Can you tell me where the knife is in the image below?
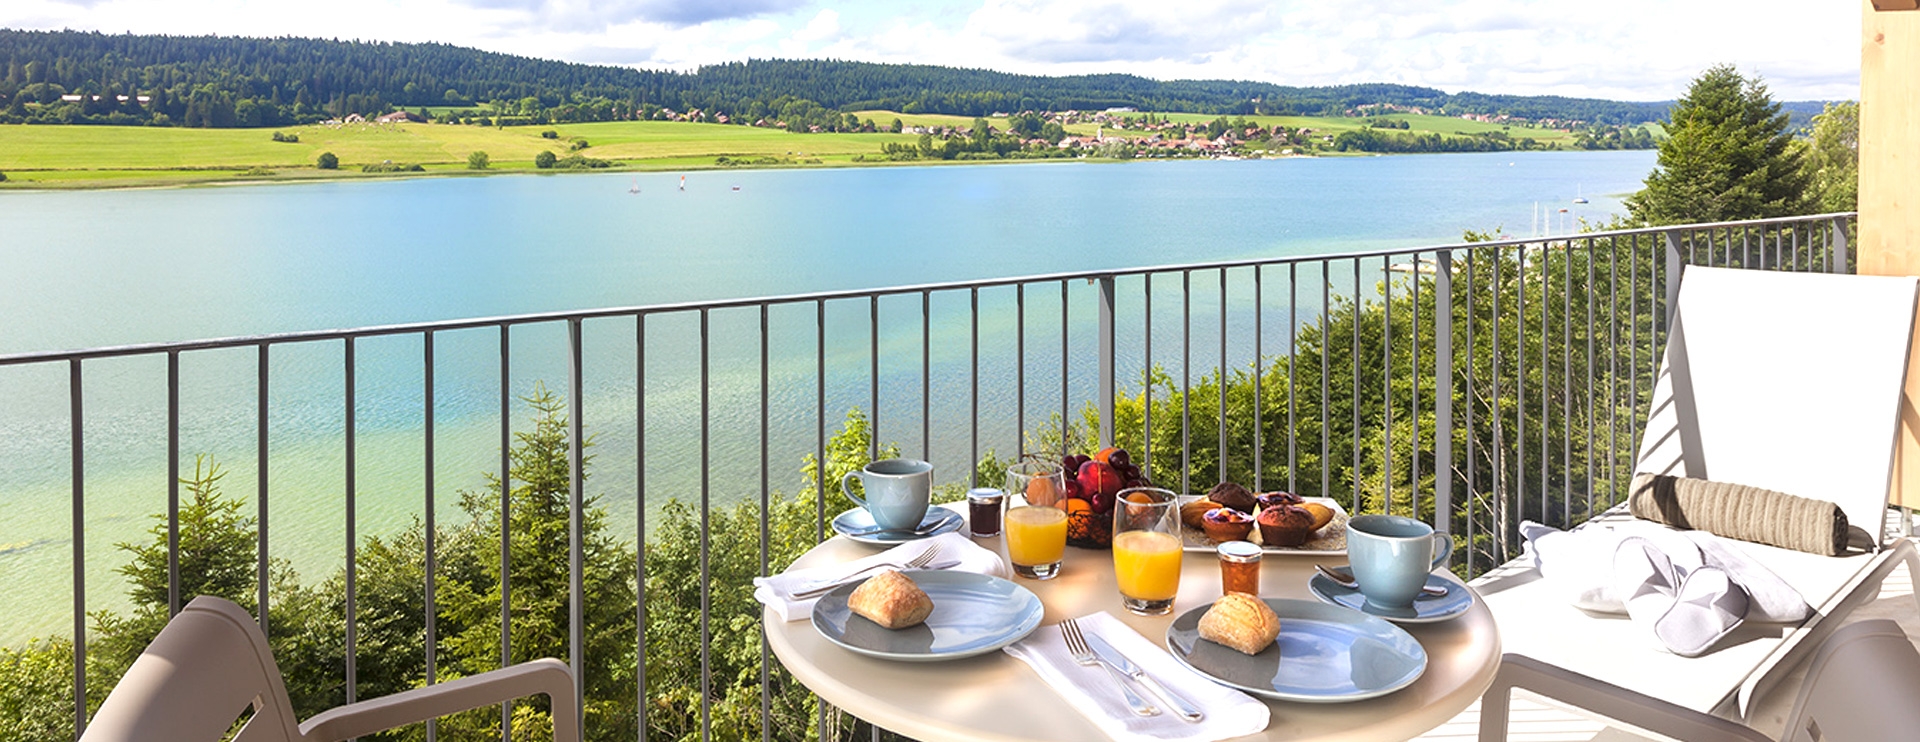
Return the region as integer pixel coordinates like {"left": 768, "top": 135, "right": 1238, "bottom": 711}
{"left": 1086, "top": 633, "right": 1205, "bottom": 722}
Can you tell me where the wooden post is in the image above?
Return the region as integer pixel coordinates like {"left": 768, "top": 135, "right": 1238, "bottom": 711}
{"left": 1860, "top": 0, "right": 1920, "bottom": 513}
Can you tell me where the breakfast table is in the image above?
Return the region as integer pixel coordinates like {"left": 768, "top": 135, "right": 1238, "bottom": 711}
{"left": 762, "top": 505, "right": 1502, "bottom": 742}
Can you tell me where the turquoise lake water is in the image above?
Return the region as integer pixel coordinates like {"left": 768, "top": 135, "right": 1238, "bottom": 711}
{"left": 0, "top": 151, "right": 1656, "bottom": 639}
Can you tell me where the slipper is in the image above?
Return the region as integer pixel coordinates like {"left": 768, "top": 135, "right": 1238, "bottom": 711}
{"left": 1655, "top": 566, "right": 1749, "bottom": 657}
{"left": 1615, "top": 536, "right": 1683, "bottom": 633}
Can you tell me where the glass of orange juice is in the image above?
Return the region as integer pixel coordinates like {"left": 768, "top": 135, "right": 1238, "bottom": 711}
{"left": 1006, "top": 502, "right": 1068, "bottom": 579}
{"left": 1112, "top": 487, "right": 1182, "bottom": 614}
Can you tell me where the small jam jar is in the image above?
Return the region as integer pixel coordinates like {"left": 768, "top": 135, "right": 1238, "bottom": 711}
{"left": 967, "top": 488, "right": 1006, "bottom": 537}
{"left": 1217, "top": 541, "right": 1263, "bottom": 597}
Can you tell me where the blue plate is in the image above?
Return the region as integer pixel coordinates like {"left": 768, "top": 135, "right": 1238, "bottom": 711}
{"left": 1307, "top": 572, "right": 1473, "bottom": 624}
{"left": 831, "top": 506, "right": 963, "bottom": 545}
{"left": 811, "top": 570, "right": 1043, "bottom": 662}
{"left": 1166, "top": 598, "right": 1426, "bottom": 703}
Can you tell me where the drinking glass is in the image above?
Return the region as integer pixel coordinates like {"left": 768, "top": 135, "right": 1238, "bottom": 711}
{"left": 1111, "top": 487, "right": 1182, "bottom": 615}
{"left": 1004, "top": 458, "right": 1066, "bottom": 508}
{"left": 1005, "top": 458, "right": 1070, "bottom": 579}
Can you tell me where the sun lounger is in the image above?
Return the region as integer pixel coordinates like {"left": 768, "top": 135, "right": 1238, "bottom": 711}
{"left": 1473, "top": 266, "right": 1920, "bottom": 734}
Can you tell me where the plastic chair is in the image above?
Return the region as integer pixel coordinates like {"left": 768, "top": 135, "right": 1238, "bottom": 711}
{"left": 79, "top": 595, "right": 578, "bottom": 742}
{"left": 1479, "top": 618, "right": 1920, "bottom": 741}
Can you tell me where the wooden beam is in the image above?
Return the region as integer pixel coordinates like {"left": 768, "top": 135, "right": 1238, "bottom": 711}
{"left": 1861, "top": 0, "right": 1920, "bottom": 511}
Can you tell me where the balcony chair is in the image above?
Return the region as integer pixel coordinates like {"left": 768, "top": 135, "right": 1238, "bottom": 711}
{"left": 1480, "top": 618, "right": 1920, "bottom": 741}
{"left": 1473, "top": 266, "right": 1920, "bottom": 737}
{"left": 79, "top": 595, "right": 579, "bottom": 742}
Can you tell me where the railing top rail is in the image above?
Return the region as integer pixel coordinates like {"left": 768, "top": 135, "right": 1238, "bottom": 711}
{"left": 0, "top": 213, "right": 1854, "bottom": 367}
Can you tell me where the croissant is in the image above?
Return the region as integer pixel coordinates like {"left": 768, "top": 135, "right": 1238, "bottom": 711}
{"left": 847, "top": 569, "right": 934, "bottom": 629}
{"left": 1197, "top": 592, "right": 1281, "bottom": 655}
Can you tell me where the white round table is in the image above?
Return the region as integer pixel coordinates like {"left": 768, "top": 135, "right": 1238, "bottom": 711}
{"left": 764, "top": 510, "right": 1501, "bottom": 741}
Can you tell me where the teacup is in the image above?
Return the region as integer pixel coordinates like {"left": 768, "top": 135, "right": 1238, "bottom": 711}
{"left": 1346, "top": 514, "right": 1453, "bottom": 608}
{"left": 841, "top": 458, "right": 934, "bottom": 531}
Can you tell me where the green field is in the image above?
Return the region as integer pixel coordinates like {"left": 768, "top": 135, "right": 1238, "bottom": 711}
{"left": 0, "top": 111, "right": 1629, "bottom": 189}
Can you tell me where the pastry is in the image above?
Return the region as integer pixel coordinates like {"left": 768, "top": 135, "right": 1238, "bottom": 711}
{"left": 1255, "top": 491, "right": 1303, "bottom": 510}
{"left": 1301, "top": 502, "right": 1335, "bottom": 533}
{"left": 1180, "top": 498, "right": 1218, "bottom": 529}
{"left": 1197, "top": 592, "right": 1281, "bottom": 655}
{"left": 1257, "top": 503, "right": 1315, "bottom": 547}
{"left": 1206, "top": 481, "right": 1257, "bottom": 513}
{"left": 846, "top": 569, "right": 934, "bottom": 629}
{"left": 1200, "top": 507, "right": 1255, "bottom": 542}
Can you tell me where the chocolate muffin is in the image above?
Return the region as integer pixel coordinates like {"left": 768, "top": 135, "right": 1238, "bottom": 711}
{"left": 1255, "top": 491, "right": 1304, "bottom": 510}
{"left": 1257, "top": 503, "right": 1315, "bottom": 547}
{"left": 1206, "top": 481, "right": 1257, "bottom": 514}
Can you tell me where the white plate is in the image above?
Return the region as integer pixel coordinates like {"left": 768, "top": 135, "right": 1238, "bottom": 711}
{"left": 1179, "top": 495, "right": 1350, "bottom": 556}
{"left": 830, "top": 506, "right": 964, "bottom": 545}
{"left": 810, "top": 570, "right": 1043, "bottom": 662}
{"left": 1307, "top": 571, "right": 1474, "bottom": 624}
{"left": 1165, "top": 598, "right": 1426, "bottom": 702}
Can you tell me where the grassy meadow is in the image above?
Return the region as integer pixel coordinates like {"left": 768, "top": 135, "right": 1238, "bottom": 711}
{"left": 0, "top": 110, "right": 1622, "bottom": 189}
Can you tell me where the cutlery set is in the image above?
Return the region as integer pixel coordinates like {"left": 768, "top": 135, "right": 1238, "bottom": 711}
{"left": 1061, "top": 617, "right": 1205, "bottom": 722}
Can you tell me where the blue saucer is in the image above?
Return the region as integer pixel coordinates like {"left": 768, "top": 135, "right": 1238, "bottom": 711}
{"left": 1307, "top": 571, "right": 1473, "bottom": 624}
{"left": 830, "top": 506, "right": 963, "bottom": 545}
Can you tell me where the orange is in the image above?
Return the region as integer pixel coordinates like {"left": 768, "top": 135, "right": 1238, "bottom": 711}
{"left": 1093, "top": 447, "right": 1120, "bottom": 463}
{"left": 1063, "top": 498, "right": 1092, "bottom": 515}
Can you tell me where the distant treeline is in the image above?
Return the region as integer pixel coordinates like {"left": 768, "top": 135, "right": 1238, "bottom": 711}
{"left": 0, "top": 29, "right": 1819, "bottom": 131}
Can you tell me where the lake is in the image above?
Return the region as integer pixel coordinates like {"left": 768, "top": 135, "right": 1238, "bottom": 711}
{"left": 0, "top": 150, "right": 1656, "bottom": 639}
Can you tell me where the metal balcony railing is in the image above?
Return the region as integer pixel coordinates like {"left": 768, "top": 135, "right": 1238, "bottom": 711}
{"left": 0, "top": 213, "right": 1854, "bottom": 741}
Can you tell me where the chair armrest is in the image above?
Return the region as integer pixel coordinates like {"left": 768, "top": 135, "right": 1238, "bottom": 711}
{"left": 298, "top": 658, "right": 578, "bottom": 742}
{"left": 1477, "top": 653, "right": 1770, "bottom": 742}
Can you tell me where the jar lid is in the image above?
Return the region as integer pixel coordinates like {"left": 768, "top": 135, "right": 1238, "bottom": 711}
{"left": 966, "top": 487, "right": 1005, "bottom": 503}
{"left": 1217, "top": 540, "right": 1263, "bottom": 562}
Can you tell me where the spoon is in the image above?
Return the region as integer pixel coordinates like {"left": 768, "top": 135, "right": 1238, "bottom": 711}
{"left": 1316, "top": 563, "right": 1450, "bottom": 597}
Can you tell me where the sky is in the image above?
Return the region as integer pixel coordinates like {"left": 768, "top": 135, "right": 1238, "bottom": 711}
{"left": 1, "top": 0, "right": 1863, "bottom": 102}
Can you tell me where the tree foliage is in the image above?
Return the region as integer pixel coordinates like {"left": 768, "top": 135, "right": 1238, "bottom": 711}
{"left": 1802, "top": 101, "right": 1858, "bottom": 213}
{"left": 1627, "top": 65, "right": 1809, "bottom": 225}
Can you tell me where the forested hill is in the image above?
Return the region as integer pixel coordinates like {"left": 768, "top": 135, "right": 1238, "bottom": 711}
{"left": 2, "top": 28, "right": 1679, "bottom": 128}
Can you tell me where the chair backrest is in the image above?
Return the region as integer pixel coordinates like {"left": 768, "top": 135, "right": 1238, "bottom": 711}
{"left": 1781, "top": 618, "right": 1920, "bottom": 742}
{"left": 81, "top": 596, "right": 303, "bottom": 742}
{"left": 1635, "top": 266, "right": 1920, "bottom": 550}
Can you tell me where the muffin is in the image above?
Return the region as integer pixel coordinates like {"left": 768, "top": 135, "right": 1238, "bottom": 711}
{"left": 1255, "top": 491, "right": 1304, "bottom": 510}
{"left": 1200, "top": 507, "right": 1255, "bottom": 542}
{"left": 1257, "top": 503, "right": 1315, "bottom": 547}
{"left": 1206, "top": 481, "right": 1257, "bottom": 514}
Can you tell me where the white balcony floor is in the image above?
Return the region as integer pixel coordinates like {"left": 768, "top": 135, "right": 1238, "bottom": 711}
{"left": 1416, "top": 534, "right": 1920, "bottom": 742}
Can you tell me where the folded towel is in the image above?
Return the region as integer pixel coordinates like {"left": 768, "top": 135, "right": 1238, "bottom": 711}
{"left": 1522, "top": 521, "right": 1809, "bottom": 624}
{"left": 1629, "top": 473, "right": 1848, "bottom": 556}
{"left": 752, "top": 532, "right": 1008, "bottom": 621}
{"left": 1003, "top": 611, "right": 1270, "bottom": 742}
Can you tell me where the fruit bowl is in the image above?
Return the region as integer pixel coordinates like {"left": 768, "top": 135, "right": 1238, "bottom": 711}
{"left": 1066, "top": 506, "right": 1113, "bottom": 549}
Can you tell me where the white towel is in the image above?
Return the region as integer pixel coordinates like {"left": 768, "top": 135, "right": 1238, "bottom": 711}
{"left": 1002, "top": 611, "right": 1270, "bottom": 742}
{"left": 752, "top": 532, "right": 1008, "bottom": 622}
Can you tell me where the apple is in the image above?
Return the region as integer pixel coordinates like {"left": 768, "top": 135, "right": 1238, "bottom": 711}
{"left": 1077, "top": 460, "right": 1124, "bottom": 500}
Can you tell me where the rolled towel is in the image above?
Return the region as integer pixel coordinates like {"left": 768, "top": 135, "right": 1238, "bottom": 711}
{"left": 1628, "top": 473, "right": 1848, "bottom": 556}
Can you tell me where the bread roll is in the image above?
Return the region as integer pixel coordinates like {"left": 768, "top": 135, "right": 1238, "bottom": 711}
{"left": 847, "top": 569, "right": 934, "bottom": 629}
{"left": 1198, "top": 592, "right": 1281, "bottom": 655}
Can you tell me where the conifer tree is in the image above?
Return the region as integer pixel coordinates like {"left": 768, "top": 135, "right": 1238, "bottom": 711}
{"left": 1627, "top": 65, "right": 1809, "bottom": 225}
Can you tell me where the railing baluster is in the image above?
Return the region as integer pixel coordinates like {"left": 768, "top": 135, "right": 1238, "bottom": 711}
{"left": 1254, "top": 265, "right": 1263, "bottom": 491}
{"left": 1219, "top": 269, "right": 1228, "bottom": 481}
{"left": 1413, "top": 252, "right": 1422, "bottom": 521}
{"left": 1351, "top": 259, "right": 1360, "bottom": 514}
{"left": 1383, "top": 255, "right": 1393, "bottom": 514}
{"left": 970, "top": 288, "right": 980, "bottom": 488}
{"left": 168, "top": 350, "right": 180, "bottom": 617}
{"left": 1515, "top": 247, "right": 1526, "bottom": 532}
{"left": 424, "top": 331, "right": 438, "bottom": 742}
{"left": 568, "top": 318, "right": 588, "bottom": 735}
{"left": 634, "top": 315, "right": 646, "bottom": 742}
{"left": 1182, "top": 271, "right": 1191, "bottom": 493}
{"left": 922, "top": 291, "right": 931, "bottom": 460}
{"left": 1061, "top": 281, "right": 1070, "bottom": 452}
{"left": 69, "top": 358, "right": 86, "bottom": 742}
{"left": 1322, "top": 262, "right": 1329, "bottom": 500}
{"left": 759, "top": 306, "right": 772, "bottom": 742}
{"left": 257, "top": 343, "right": 270, "bottom": 638}
{"left": 1142, "top": 277, "right": 1152, "bottom": 477}
{"left": 1017, "top": 286, "right": 1026, "bottom": 460}
{"left": 1435, "top": 250, "right": 1453, "bottom": 537}
{"left": 501, "top": 324, "right": 514, "bottom": 741}
{"left": 1101, "top": 275, "right": 1117, "bottom": 450}
{"left": 345, "top": 337, "right": 358, "bottom": 706}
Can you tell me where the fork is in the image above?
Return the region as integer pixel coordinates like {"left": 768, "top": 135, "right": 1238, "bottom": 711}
{"left": 1061, "top": 618, "right": 1157, "bottom": 717}
{"left": 792, "top": 542, "right": 943, "bottom": 599}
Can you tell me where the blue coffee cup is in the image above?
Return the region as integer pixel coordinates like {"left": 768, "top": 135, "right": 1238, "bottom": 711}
{"left": 841, "top": 458, "right": 933, "bottom": 531}
{"left": 1346, "top": 514, "right": 1453, "bottom": 608}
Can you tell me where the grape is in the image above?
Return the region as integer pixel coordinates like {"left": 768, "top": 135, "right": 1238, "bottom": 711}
{"left": 1109, "top": 449, "right": 1132, "bottom": 469}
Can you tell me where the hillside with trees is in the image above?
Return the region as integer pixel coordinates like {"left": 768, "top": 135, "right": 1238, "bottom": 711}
{"left": 0, "top": 29, "right": 1691, "bottom": 130}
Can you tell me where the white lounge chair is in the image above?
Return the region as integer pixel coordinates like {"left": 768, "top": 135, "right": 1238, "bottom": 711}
{"left": 1474, "top": 266, "right": 1920, "bottom": 734}
{"left": 80, "top": 595, "right": 579, "bottom": 742}
{"left": 1480, "top": 618, "right": 1920, "bottom": 741}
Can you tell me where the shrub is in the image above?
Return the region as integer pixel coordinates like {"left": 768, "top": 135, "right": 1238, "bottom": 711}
{"left": 361, "top": 161, "right": 424, "bottom": 173}
{"left": 554, "top": 154, "right": 611, "bottom": 169}
{"left": 271, "top": 131, "right": 299, "bottom": 143}
{"left": 0, "top": 171, "right": 8, "bottom": 182}
{"left": 316, "top": 152, "right": 338, "bottom": 170}
{"left": 567, "top": 137, "right": 588, "bottom": 151}
{"left": 535, "top": 150, "right": 557, "bottom": 169}
{"left": 468, "top": 151, "right": 490, "bottom": 169}
{"left": 541, "top": 129, "right": 559, "bottom": 139}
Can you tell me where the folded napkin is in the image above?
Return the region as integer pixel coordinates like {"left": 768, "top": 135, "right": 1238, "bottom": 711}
{"left": 1629, "top": 473, "right": 1849, "bottom": 556}
{"left": 1003, "top": 611, "right": 1269, "bottom": 742}
{"left": 753, "top": 532, "right": 1008, "bottom": 622}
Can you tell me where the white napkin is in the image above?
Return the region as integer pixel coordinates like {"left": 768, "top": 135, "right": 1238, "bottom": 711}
{"left": 1003, "top": 611, "right": 1269, "bottom": 742}
{"left": 753, "top": 532, "right": 1008, "bottom": 621}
